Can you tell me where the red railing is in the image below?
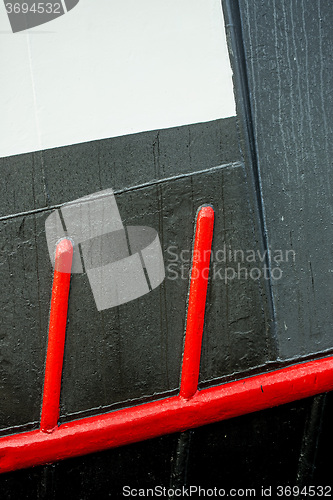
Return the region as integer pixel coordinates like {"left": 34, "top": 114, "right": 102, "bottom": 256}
{"left": 40, "top": 238, "right": 73, "bottom": 434}
{"left": 0, "top": 205, "right": 332, "bottom": 474}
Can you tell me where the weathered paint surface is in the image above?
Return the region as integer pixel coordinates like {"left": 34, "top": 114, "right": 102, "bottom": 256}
{"left": 0, "top": 135, "right": 275, "bottom": 430}
{"left": 237, "top": 0, "right": 333, "bottom": 359}
{"left": 0, "top": 0, "right": 332, "bottom": 494}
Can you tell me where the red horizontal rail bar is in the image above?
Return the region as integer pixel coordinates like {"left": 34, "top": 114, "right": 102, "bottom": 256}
{"left": 40, "top": 239, "right": 73, "bottom": 433}
{"left": 0, "top": 355, "right": 333, "bottom": 473}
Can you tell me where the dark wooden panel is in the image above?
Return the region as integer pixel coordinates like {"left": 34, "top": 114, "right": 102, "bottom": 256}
{"left": 0, "top": 211, "right": 51, "bottom": 431}
{"left": 236, "top": 0, "right": 333, "bottom": 359}
{"left": 0, "top": 117, "right": 240, "bottom": 218}
{"left": 0, "top": 152, "right": 48, "bottom": 219}
{"left": 0, "top": 162, "right": 274, "bottom": 431}
{"left": 1, "top": 2, "right": 332, "bottom": 493}
{"left": 0, "top": 117, "right": 260, "bottom": 432}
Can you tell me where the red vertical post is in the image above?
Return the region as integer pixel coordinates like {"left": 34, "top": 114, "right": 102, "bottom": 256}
{"left": 180, "top": 206, "right": 215, "bottom": 400}
{"left": 40, "top": 238, "right": 73, "bottom": 433}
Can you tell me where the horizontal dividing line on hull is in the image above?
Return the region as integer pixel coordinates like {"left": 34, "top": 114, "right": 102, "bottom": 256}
{"left": 0, "top": 162, "right": 242, "bottom": 222}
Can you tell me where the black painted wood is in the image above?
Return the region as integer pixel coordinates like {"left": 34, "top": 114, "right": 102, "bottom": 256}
{"left": 0, "top": 118, "right": 239, "bottom": 219}
{"left": 1, "top": 117, "right": 249, "bottom": 432}
{"left": 1, "top": 0, "right": 333, "bottom": 494}
{"left": 0, "top": 159, "right": 274, "bottom": 430}
{"left": 236, "top": 0, "right": 333, "bottom": 360}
